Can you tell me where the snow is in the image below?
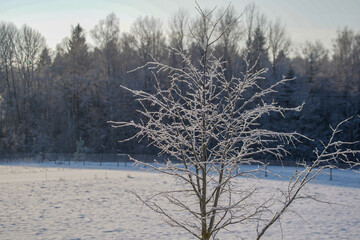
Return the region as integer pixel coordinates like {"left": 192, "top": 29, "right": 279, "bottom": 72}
{"left": 0, "top": 161, "right": 359, "bottom": 239}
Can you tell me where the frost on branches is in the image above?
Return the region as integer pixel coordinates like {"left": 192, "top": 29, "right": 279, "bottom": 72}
{"left": 110, "top": 5, "right": 360, "bottom": 240}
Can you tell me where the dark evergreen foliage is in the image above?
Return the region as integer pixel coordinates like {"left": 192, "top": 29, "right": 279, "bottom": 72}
{"left": 0, "top": 10, "right": 359, "bottom": 157}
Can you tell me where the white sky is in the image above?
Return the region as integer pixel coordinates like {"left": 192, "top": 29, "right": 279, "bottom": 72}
{"left": 1, "top": 0, "right": 359, "bottom": 52}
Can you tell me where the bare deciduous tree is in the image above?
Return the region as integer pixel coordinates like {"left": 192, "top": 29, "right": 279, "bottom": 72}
{"left": 243, "top": 4, "right": 270, "bottom": 75}
{"left": 268, "top": 19, "right": 291, "bottom": 79}
{"left": 131, "top": 16, "right": 166, "bottom": 63}
{"left": 302, "top": 40, "right": 328, "bottom": 85}
{"left": 215, "top": 5, "right": 244, "bottom": 80}
{"left": 332, "top": 28, "right": 360, "bottom": 95}
{"left": 168, "top": 8, "right": 189, "bottom": 53}
{"left": 0, "top": 22, "right": 18, "bottom": 115}
{"left": 131, "top": 16, "right": 167, "bottom": 91}
{"left": 111, "top": 5, "right": 360, "bottom": 240}
{"left": 15, "top": 25, "right": 46, "bottom": 104}
{"left": 91, "top": 12, "right": 120, "bottom": 49}
{"left": 256, "top": 117, "right": 360, "bottom": 239}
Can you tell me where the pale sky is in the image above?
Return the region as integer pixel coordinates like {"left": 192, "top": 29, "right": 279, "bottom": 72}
{"left": 1, "top": 0, "right": 359, "bottom": 52}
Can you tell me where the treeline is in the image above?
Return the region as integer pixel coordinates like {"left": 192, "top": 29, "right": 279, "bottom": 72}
{"left": 0, "top": 5, "right": 359, "bottom": 155}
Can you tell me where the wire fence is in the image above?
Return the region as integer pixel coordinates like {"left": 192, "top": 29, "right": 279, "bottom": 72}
{"left": 0, "top": 152, "right": 354, "bottom": 167}
{"left": 0, "top": 153, "right": 357, "bottom": 182}
{"left": 0, "top": 153, "right": 175, "bottom": 167}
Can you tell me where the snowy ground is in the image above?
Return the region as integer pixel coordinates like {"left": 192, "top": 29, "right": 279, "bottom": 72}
{"left": 0, "top": 162, "right": 359, "bottom": 239}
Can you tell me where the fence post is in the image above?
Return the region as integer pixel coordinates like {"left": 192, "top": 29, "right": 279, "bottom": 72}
{"left": 264, "top": 164, "right": 268, "bottom": 178}
{"left": 330, "top": 168, "right": 333, "bottom": 181}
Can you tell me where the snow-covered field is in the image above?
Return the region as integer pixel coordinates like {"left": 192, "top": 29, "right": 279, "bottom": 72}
{"left": 0, "top": 162, "right": 359, "bottom": 239}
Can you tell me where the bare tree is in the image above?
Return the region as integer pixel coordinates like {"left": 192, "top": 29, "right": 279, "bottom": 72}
{"left": 168, "top": 8, "right": 189, "bottom": 53}
{"left": 243, "top": 4, "right": 270, "bottom": 75}
{"left": 15, "top": 24, "right": 46, "bottom": 107}
{"left": 215, "top": 5, "right": 244, "bottom": 80}
{"left": 244, "top": 3, "right": 267, "bottom": 51}
{"left": 0, "top": 23, "right": 48, "bottom": 151}
{"left": 111, "top": 4, "right": 360, "bottom": 240}
{"left": 256, "top": 117, "right": 360, "bottom": 239}
{"left": 268, "top": 19, "right": 291, "bottom": 80}
{"left": 0, "top": 22, "right": 22, "bottom": 151}
{"left": 244, "top": 3, "right": 257, "bottom": 48}
{"left": 302, "top": 41, "right": 328, "bottom": 89}
{"left": 91, "top": 13, "right": 121, "bottom": 82}
{"left": 115, "top": 50, "right": 294, "bottom": 240}
{"left": 332, "top": 28, "right": 360, "bottom": 95}
{"left": 0, "top": 22, "right": 19, "bottom": 119}
{"left": 119, "top": 32, "right": 138, "bottom": 73}
{"left": 131, "top": 16, "right": 166, "bottom": 63}
{"left": 188, "top": 5, "right": 216, "bottom": 65}
{"left": 131, "top": 16, "right": 167, "bottom": 91}
{"left": 91, "top": 12, "right": 120, "bottom": 49}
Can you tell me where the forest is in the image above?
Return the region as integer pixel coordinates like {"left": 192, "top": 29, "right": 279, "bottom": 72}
{"left": 0, "top": 5, "right": 359, "bottom": 157}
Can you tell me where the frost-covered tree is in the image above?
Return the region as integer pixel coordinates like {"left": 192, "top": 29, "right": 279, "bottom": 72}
{"left": 111, "top": 4, "right": 360, "bottom": 240}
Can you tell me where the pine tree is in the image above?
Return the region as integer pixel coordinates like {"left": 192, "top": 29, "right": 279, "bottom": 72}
{"left": 62, "top": 24, "right": 92, "bottom": 152}
{"left": 68, "top": 24, "right": 90, "bottom": 75}
{"left": 247, "top": 26, "right": 270, "bottom": 73}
